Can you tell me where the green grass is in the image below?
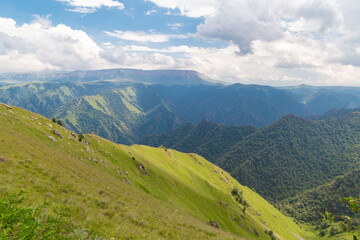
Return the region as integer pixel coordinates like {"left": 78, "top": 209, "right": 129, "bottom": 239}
{"left": 0, "top": 191, "right": 92, "bottom": 239}
{"left": 84, "top": 95, "right": 110, "bottom": 115}
{"left": 0, "top": 104, "right": 324, "bottom": 239}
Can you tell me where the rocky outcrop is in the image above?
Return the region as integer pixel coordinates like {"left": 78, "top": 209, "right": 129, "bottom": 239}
{"left": 53, "top": 129, "right": 62, "bottom": 139}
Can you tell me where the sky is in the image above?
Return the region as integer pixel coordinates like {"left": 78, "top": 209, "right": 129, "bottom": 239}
{"left": 1, "top": 0, "right": 360, "bottom": 86}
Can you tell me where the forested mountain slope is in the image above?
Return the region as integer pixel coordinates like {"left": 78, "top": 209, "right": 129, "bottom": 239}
{"left": 219, "top": 113, "right": 360, "bottom": 202}
{"left": 279, "top": 169, "right": 360, "bottom": 223}
{"left": 141, "top": 119, "right": 257, "bottom": 162}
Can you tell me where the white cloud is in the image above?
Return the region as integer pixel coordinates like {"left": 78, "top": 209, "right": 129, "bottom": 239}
{"left": 57, "top": 0, "right": 124, "bottom": 13}
{"left": 0, "top": 17, "right": 188, "bottom": 73}
{"left": 145, "top": 0, "right": 220, "bottom": 18}
{"left": 104, "top": 30, "right": 188, "bottom": 42}
{"left": 167, "top": 23, "right": 184, "bottom": 31}
{"left": 196, "top": 0, "right": 343, "bottom": 54}
{"left": 118, "top": 37, "right": 360, "bottom": 86}
{"left": 197, "top": 0, "right": 284, "bottom": 55}
{"left": 145, "top": 0, "right": 360, "bottom": 86}
{"left": 146, "top": 9, "right": 157, "bottom": 15}
{"left": 100, "top": 44, "right": 126, "bottom": 64}
{"left": 0, "top": 16, "right": 110, "bottom": 72}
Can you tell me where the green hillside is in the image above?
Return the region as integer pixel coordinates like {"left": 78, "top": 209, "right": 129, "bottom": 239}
{"left": 219, "top": 113, "right": 360, "bottom": 202}
{"left": 279, "top": 169, "right": 360, "bottom": 223}
{"left": 0, "top": 104, "right": 317, "bottom": 239}
{"left": 52, "top": 85, "right": 186, "bottom": 144}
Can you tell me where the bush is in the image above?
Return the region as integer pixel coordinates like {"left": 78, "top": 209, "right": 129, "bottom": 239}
{"left": 231, "top": 187, "right": 239, "bottom": 196}
{"left": 78, "top": 134, "right": 84, "bottom": 142}
{"left": 231, "top": 187, "right": 248, "bottom": 207}
{"left": 57, "top": 119, "right": 63, "bottom": 126}
{"left": 319, "top": 230, "right": 326, "bottom": 237}
{"left": 329, "top": 226, "right": 337, "bottom": 236}
{"left": 265, "top": 229, "right": 276, "bottom": 240}
{"left": 320, "top": 221, "right": 329, "bottom": 229}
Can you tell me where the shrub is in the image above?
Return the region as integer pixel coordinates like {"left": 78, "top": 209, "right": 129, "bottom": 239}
{"left": 319, "top": 230, "right": 326, "bottom": 237}
{"left": 320, "top": 221, "right": 329, "bottom": 229}
{"left": 78, "top": 134, "right": 84, "bottom": 142}
{"left": 329, "top": 226, "right": 337, "bottom": 236}
{"left": 265, "top": 229, "right": 276, "bottom": 240}
{"left": 231, "top": 187, "right": 239, "bottom": 196}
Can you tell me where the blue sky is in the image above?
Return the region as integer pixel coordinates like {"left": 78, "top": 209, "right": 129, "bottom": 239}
{"left": 1, "top": 0, "right": 360, "bottom": 86}
{"left": 1, "top": 0, "right": 203, "bottom": 46}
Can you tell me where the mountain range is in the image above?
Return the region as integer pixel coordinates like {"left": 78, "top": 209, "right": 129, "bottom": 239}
{"left": 3, "top": 68, "right": 360, "bottom": 145}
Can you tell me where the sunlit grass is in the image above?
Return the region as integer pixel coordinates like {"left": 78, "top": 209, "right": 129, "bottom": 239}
{"left": 0, "top": 104, "right": 325, "bottom": 239}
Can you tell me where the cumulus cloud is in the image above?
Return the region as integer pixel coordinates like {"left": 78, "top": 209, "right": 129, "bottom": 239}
{"left": 0, "top": 16, "right": 110, "bottom": 72}
{"left": 0, "top": 16, "right": 188, "bottom": 73}
{"left": 57, "top": 0, "right": 124, "bottom": 13}
{"left": 119, "top": 37, "right": 360, "bottom": 86}
{"left": 197, "top": 0, "right": 344, "bottom": 54}
{"left": 197, "top": 0, "right": 284, "bottom": 55}
{"left": 104, "top": 30, "right": 188, "bottom": 42}
{"left": 100, "top": 43, "right": 126, "bottom": 64}
{"left": 146, "top": 0, "right": 360, "bottom": 85}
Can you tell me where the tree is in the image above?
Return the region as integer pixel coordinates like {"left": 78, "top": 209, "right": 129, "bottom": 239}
{"left": 323, "top": 195, "right": 360, "bottom": 239}
{"left": 57, "top": 119, "right": 62, "bottom": 126}
{"left": 52, "top": 117, "right": 56, "bottom": 123}
{"left": 78, "top": 134, "right": 84, "bottom": 142}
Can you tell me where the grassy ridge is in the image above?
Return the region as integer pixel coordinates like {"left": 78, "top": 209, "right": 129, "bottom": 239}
{"left": 0, "top": 104, "right": 318, "bottom": 239}
{"left": 0, "top": 105, "right": 239, "bottom": 239}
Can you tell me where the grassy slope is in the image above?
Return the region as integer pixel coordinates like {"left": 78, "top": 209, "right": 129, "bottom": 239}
{"left": 0, "top": 104, "right": 317, "bottom": 239}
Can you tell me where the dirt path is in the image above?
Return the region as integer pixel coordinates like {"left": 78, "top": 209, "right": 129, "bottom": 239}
{"left": 291, "top": 232, "right": 306, "bottom": 240}
{"left": 254, "top": 220, "right": 285, "bottom": 240}
{"left": 250, "top": 216, "right": 305, "bottom": 240}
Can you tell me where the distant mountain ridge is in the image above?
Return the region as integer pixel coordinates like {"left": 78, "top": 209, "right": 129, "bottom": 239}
{"left": 0, "top": 68, "right": 215, "bottom": 86}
